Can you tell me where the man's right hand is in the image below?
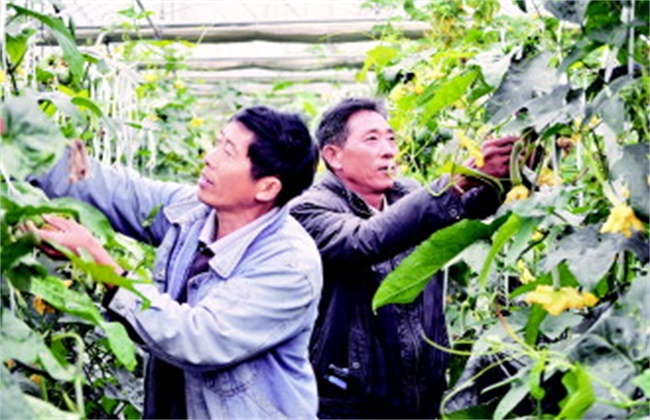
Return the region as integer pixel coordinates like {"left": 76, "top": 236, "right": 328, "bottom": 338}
{"left": 456, "top": 135, "right": 518, "bottom": 192}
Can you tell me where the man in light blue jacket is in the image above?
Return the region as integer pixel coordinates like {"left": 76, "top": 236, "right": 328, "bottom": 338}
{"left": 28, "top": 106, "right": 323, "bottom": 419}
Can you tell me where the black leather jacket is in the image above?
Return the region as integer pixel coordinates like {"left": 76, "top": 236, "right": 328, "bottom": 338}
{"left": 290, "top": 171, "right": 491, "bottom": 418}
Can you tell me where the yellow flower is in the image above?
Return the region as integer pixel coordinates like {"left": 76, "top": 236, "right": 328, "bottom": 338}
{"left": 32, "top": 296, "right": 55, "bottom": 315}
{"left": 189, "top": 117, "right": 204, "bottom": 128}
{"left": 4, "top": 360, "right": 16, "bottom": 370}
{"left": 600, "top": 203, "right": 644, "bottom": 238}
{"left": 143, "top": 73, "right": 158, "bottom": 83}
{"left": 413, "top": 84, "right": 424, "bottom": 95}
{"left": 62, "top": 280, "right": 73, "bottom": 288}
{"left": 525, "top": 285, "right": 599, "bottom": 316}
{"left": 516, "top": 260, "right": 536, "bottom": 284}
{"left": 620, "top": 187, "right": 630, "bottom": 199}
{"left": 582, "top": 292, "right": 598, "bottom": 307}
{"left": 455, "top": 130, "right": 484, "bottom": 167}
{"left": 147, "top": 114, "right": 159, "bottom": 122}
{"left": 29, "top": 374, "right": 42, "bottom": 386}
{"left": 505, "top": 185, "right": 530, "bottom": 203}
{"left": 537, "top": 167, "right": 562, "bottom": 187}
{"left": 0, "top": 71, "right": 5, "bottom": 84}
{"left": 430, "top": 70, "right": 446, "bottom": 80}
{"left": 531, "top": 229, "right": 545, "bottom": 242}
{"left": 587, "top": 116, "right": 601, "bottom": 128}
{"left": 174, "top": 80, "right": 186, "bottom": 90}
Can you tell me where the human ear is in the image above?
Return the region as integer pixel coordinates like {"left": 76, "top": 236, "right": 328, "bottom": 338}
{"left": 322, "top": 145, "right": 343, "bottom": 171}
{"left": 255, "top": 176, "right": 282, "bottom": 203}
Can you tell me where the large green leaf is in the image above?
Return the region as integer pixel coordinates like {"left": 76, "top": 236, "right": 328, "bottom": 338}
{"left": 469, "top": 48, "right": 516, "bottom": 88}
{"left": 49, "top": 198, "right": 116, "bottom": 244}
{"left": 492, "top": 367, "right": 531, "bottom": 420}
{"left": 585, "top": 75, "right": 637, "bottom": 136}
{"left": 419, "top": 69, "right": 479, "bottom": 122}
{"left": 479, "top": 213, "right": 523, "bottom": 288}
{"left": 544, "top": 226, "right": 646, "bottom": 290}
{"left": 5, "top": 24, "right": 36, "bottom": 67}
{"left": 544, "top": 0, "right": 588, "bottom": 25}
{"left": 485, "top": 51, "right": 559, "bottom": 124}
{"left": 610, "top": 143, "right": 650, "bottom": 220}
{"left": 9, "top": 4, "right": 85, "bottom": 84}
{"left": 503, "top": 85, "right": 585, "bottom": 134}
{"left": 553, "top": 275, "right": 649, "bottom": 418}
{"left": 0, "top": 364, "right": 37, "bottom": 420}
{"left": 557, "top": 364, "right": 596, "bottom": 419}
{"left": 1, "top": 309, "right": 74, "bottom": 381}
{"left": 2, "top": 95, "right": 67, "bottom": 180}
{"left": 372, "top": 215, "right": 509, "bottom": 310}
{"left": 8, "top": 274, "right": 137, "bottom": 371}
{"left": 633, "top": 369, "right": 650, "bottom": 398}
{"left": 24, "top": 395, "right": 79, "bottom": 420}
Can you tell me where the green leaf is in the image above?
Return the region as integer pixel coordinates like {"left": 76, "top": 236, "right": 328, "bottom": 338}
{"left": 24, "top": 394, "right": 79, "bottom": 419}
{"left": 544, "top": 0, "right": 588, "bottom": 24}
{"left": 0, "top": 234, "right": 38, "bottom": 274}
{"left": 558, "top": 364, "right": 596, "bottom": 419}
{"left": 632, "top": 369, "right": 650, "bottom": 398}
{"left": 2, "top": 95, "right": 67, "bottom": 180}
{"left": 528, "top": 358, "right": 546, "bottom": 400}
{"left": 5, "top": 26, "right": 36, "bottom": 67}
{"left": 585, "top": 75, "right": 636, "bottom": 136}
{"left": 0, "top": 364, "right": 37, "bottom": 420}
{"left": 479, "top": 213, "right": 522, "bottom": 289}
{"left": 469, "top": 48, "right": 516, "bottom": 88}
{"left": 523, "top": 304, "right": 547, "bottom": 345}
{"left": 486, "top": 51, "right": 559, "bottom": 124}
{"left": 49, "top": 198, "right": 116, "bottom": 244}
{"left": 358, "top": 45, "right": 399, "bottom": 82}
{"left": 420, "top": 69, "right": 478, "bottom": 122}
{"left": 9, "top": 4, "right": 85, "bottom": 84}
{"left": 372, "top": 215, "right": 509, "bottom": 311}
{"left": 503, "top": 216, "right": 542, "bottom": 266}
{"left": 610, "top": 143, "right": 650, "bottom": 220}
{"left": 10, "top": 274, "right": 137, "bottom": 371}
{"left": 493, "top": 374, "right": 529, "bottom": 420}
{"left": 1, "top": 309, "right": 74, "bottom": 381}
{"left": 503, "top": 84, "right": 585, "bottom": 134}
{"left": 71, "top": 97, "right": 105, "bottom": 118}
{"left": 543, "top": 226, "right": 623, "bottom": 290}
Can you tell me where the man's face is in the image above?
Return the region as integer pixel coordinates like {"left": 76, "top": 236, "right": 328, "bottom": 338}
{"left": 326, "top": 110, "right": 399, "bottom": 197}
{"left": 197, "top": 120, "right": 261, "bottom": 211}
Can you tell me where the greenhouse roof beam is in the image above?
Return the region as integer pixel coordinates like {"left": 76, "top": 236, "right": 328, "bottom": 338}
{"left": 138, "top": 55, "right": 365, "bottom": 72}
{"left": 179, "top": 69, "right": 360, "bottom": 83}
{"left": 37, "top": 20, "right": 428, "bottom": 45}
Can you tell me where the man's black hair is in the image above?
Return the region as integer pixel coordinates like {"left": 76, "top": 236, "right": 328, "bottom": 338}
{"left": 315, "top": 98, "right": 387, "bottom": 150}
{"left": 233, "top": 106, "right": 319, "bottom": 207}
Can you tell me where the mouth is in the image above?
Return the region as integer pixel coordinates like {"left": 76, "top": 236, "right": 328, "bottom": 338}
{"left": 198, "top": 172, "right": 214, "bottom": 188}
{"left": 378, "top": 163, "right": 397, "bottom": 176}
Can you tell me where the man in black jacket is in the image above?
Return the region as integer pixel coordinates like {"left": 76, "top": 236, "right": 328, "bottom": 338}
{"left": 290, "top": 98, "right": 516, "bottom": 418}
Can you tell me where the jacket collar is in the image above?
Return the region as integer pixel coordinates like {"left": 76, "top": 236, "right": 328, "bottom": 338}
{"left": 164, "top": 196, "right": 287, "bottom": 279}
{"left": 163, "top": 194, "right": 211, "bottom": 225}
{"left": 207, "top": 207, "right": 283, "bottom": 278}
{"left": 319, "top": 170, "right": 412, "bottom": 217}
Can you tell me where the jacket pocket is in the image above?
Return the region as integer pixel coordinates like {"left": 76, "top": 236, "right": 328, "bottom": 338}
{"left": 202, "top": 360, "right": 259, "bottom": 397}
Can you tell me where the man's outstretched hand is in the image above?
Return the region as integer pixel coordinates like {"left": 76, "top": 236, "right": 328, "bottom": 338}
{"left": 456, "top": 135, "right": 518, "bottom": 192}
{"left": 27, "top": 215, "right": 124, "bottom": 277}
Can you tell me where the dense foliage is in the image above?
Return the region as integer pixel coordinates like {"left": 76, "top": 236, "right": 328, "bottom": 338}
{"left": 365, "top": 0, "right": 649, "bottom": 418}
{"left": 1, "top": 0, "right": 648, "bottom": 419}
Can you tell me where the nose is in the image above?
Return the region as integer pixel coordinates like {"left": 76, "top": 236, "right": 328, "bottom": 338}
{"left": 204, "top": 147, "right": 218, "bottom": 167}
{"left": 380, "top": 138, "right": 397, "bottom": 157}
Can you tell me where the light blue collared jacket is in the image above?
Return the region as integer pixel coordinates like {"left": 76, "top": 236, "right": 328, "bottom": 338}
{"left": 30, "top": 153, "right": 322, "bottom": 419}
